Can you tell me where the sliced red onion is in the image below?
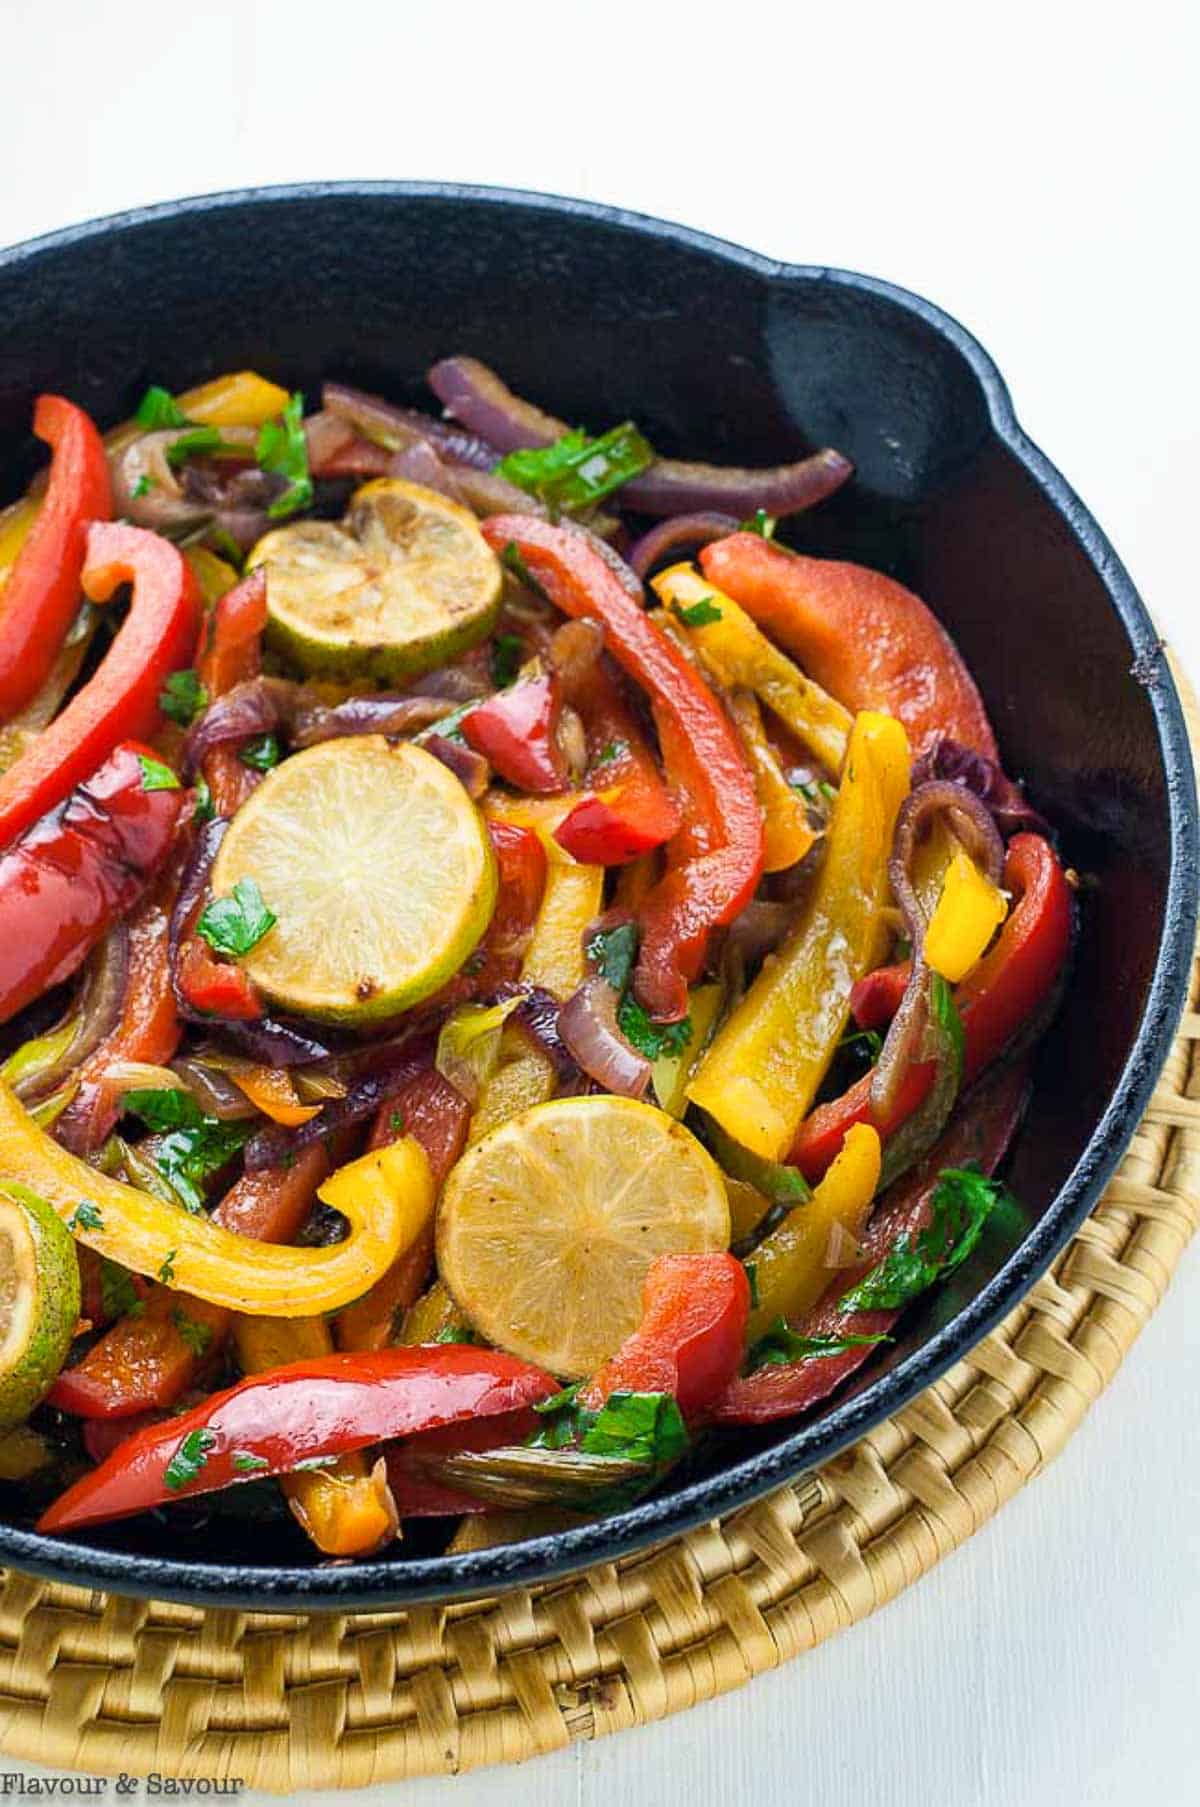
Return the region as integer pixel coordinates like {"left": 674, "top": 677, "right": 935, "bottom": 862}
{"left": 911, "top": 738, "right": 1051, "bottom": 839}
{"left": 722, "top": 899, "right": 795, "bottom": 969}
{"left": 12, "top": 927, "right": 130, "bottom": 1105}
{"left": 291, "top": 692, "right": 454, "bottom": 748}
{"left": 869, "top": 781, "right": 1005, "bottom": 1124}
{"left": 109, "top": 432, "right": 212, "bottom": 536}
{"left": 558, "top": 978, "right": 651, "bottom": 1099}
{"left": 244, "top": 1036, "right": 434, "bottom": 1170}
{"left": 423, "top": 734, "right": 490, "bottom": 798}
{"left": 168, "top": 819, "right": 227, "bottom": 967}
{"left": 444, "top": 464, "right": 550, "bottom": 520}
{"left": 169, "top": 1057, "right": 259, "bottom": 1120}
{"left": 387, "top": 439, "right": 464, "bottom": 503}
{"left": 627, "top": 513, "right": 741, "bottom": 579}
{"left": 212, "top": 1014, "right": 334, "bottom": 1068}
{"left": 427, "top": 355, "right": 854, "bottom": 520}
{"left": 493, "top": 982, "right": 579, "bottom": 1079}
{"left": 183, "top": 677, "right": 297, "bottom": 775}
{"left": 323, "top": 382, "right": 500, "bottom": 471}
{"left": 407, "top": 664, "right": 493, "bottom": 703}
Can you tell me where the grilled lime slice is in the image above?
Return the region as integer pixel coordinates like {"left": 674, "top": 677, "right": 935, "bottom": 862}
{"left": 437, "top": 1096, "right": 730, "bottom": 1378}
{"left": 0, "top": 1181, "right": 80, "bottom": 1431}
{"left": 248, "top": 477, "right": 502, "bottom": 682}
{"left": 210, "top": 736, "right": 496, "bottom": 1023}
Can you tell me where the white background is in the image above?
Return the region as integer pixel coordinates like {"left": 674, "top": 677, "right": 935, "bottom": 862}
{"left": 3, "top": 2, "right": 1199, "bottom": 1803}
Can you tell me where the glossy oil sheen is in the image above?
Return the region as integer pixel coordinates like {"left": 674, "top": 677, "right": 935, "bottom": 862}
{"left": 0, "top": 185, "right": 1194, "bottom": 1610}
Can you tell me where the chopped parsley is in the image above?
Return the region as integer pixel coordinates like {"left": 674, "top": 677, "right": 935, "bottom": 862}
{"left": 171, "top": 1309, "right": 214, "bottom": 1357}
{"left": 231, "top": 1451, "right": 270, "bottom": 1474}
{"left": 123, "top": 1089, "right": 251, "bottom": 1213}
{"left": 256, "top": 391, "right": 313, "bottom": 520}
{"left": 672, "top": 595, "right": 723, "bottom": 628}
{"left": 747, "top": 1322, "right": 890, "bottom": 1370}
{"left": 131, "top": 474, "right": 156, "bottom": 500}
{"left": 490, "top": 633, "right": 524, "bottom": 690}
{"left": 238, "top": 732, "right": 280, "bottom": 772}
{"left": 165, "top": 426, "right": 228, "bottom": 468}
{"left": 196, "top": 877, "right": 277, "bottom": 959}
{"left": 159, "top": 669, "right": 208, "bottom": 727}
{"left": 192, "top": 776, "right": 215, "bottom": 823}
{"left": 433, "top": 1323, "right": 483, "bottom": 1345}
{"left": 496, "top": 422, "right": 653, "bottom": 515}
{"left": 740, "top": 509, "right": 777, "bottom": 539}
{"left": 67, "top": 1200, "right": 103, "bottom": 1233}
{"left": 389, "top": 1109, "right": 406, "bottom": 1134}
{"left": 137, "top": 753, "right": 181, "bottom": 793}
{"left": 839, "top": 1164, "right": 1009, "bottom": 1315}
{"left": 594, "top": 738, "right": 629, "bottom": 767}
{"left": 617, "top": 995, "right": 692, "bottom": 1060}
{"left": 586, "top": 921, "right": 639, "bottom": 992}
{"left": 135, "top": 385, "right": 190, "bottom": 432}
{"left": 100, "top": 1260, "right": 144, "bottom": 1321}
{"left": 163, "top": 1427, "right": 216, "bottom": 1492}
{"left": 158, "top": 1250, "right": 178, "bottom": 1284}
{"left": 122, "top": 1087, "right": 205, "bottom": 1133}
{"left": 529, "top": 1386, "right": 689, "bottom": 1467}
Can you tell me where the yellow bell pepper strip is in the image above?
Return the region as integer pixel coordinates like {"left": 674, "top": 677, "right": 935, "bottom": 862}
{"left": 651, "top": 981, "right": 724, "bottom": 1118}
{"left": 726, "top": 1177, "right": 772, "bottom": 1246}
{"left": 924, "top": 851, "right": 1008, "bottom": 982}
{"left": 399, "top": 1279, "right": 462, "bottom": 1345}
{"left": 687, "top": 711, "right": 910, "bottom": 1159}
{"left": 0, "top": 1076, "right": 423, "bottom": 1315}
{"left": 233, "top": 1314, "right": 398, "bottom": 1557}
{"left": 651, "top": 563, "right": 851, "bottom": 775}
{"left": 469, "top": 861, "right": 604, "bottom": 1140}
{"left": 0, "top": 497, "right": 39, "bottom": 586}
{"left": 727, "top": 691, "right": 817, "bottom": 872}
{"left": 183, "top": 545, "right": 241, "bottom": 608}
{"left": 744, "top": 1123, "right": 881, "bottom": 1342}
{"left": 318, "top": 1141, "right": 437, "bottom": 1252}
{"left": 176, "top": 371, "right": 292, "bottom": 430}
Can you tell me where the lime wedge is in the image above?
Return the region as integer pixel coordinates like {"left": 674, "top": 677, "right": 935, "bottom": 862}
{"left": 248, "top": 477, "right": 502, "bottom": 683}
{"left": 210, "top": 737, "right": 496, "bottom": 1023}
{"left": 437, "top": 1096, "right": 730, "bottom": 1378}
{"left": 0, "top": 1181, "right": 80, "bottom": 1431}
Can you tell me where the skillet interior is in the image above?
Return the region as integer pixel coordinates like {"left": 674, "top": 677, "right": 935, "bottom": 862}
{"left": 0, "top": 185, "right": 1193, "bottom": 1609}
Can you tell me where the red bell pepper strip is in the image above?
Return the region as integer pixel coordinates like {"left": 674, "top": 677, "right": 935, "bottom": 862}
{"left": 579, "top": 1252, "right": 750, "bottom": 1421}
{"left": 714, "top": 1061, "right": 1029, "bottom": 1423}
{"left": 849, "top": 962, "right": 909, "bottom": 1031}
{"left": 0, "top": 523, "right": 201, "bottom": 848}
{"left": 554, "top": 652, "right": 679, "bottom": 864}
{"left": 196, "top": 570, "right": 268, "bottom": 819}
{"left": 700, "top": 533, "right": 997, "bottom": 761}
{"left": 0, "top": 396, "right": 112, "bottom": 722}
{"left": 175, "top": 934, "right": 264, "bottom": 1020}
{"left": 49, "top": 1144, "right": 330, "bottom": 1419}
{"left": 461, "top": 673, "right": 567, "bottom": 794}
{"left": 482, "top": 518, "right": 763, "bottom": 1019}
{"left": 55, "top": 865, "right": 186, "bottom": 1156}
{"left": 791, "top": 834, "right": 1071, "bottom": 1181}
{"left": 38, "top": 1345, "right": 559, "bottom": 1532}
{"left": 0, "top": 741, "right": 187, "bottom": 1025}
{"left": 335, "top": 1066, "right": 472, "bottom": 1352}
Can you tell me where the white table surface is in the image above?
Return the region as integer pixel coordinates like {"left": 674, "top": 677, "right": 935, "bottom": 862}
{"left": 2, "top": 3, "right": 1198, "bottom": 1802}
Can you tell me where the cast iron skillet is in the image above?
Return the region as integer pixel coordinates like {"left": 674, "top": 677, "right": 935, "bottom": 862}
{"left": 0, "top": 184, "right": 1194, "bottom": 1611}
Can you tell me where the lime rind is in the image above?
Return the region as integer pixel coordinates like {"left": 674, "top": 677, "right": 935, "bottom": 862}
{"left": 0, "top": 1180, "right": 80, "bottom": 1431}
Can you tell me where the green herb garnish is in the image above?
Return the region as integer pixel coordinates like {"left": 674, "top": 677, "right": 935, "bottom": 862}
{"left": 135, "top": 386, "right": 190, "bottom": 431}
{"left": 238, "top": 733, "right": 280, "bottom": 772}
{"left": 192, "top": 776, "right": 215, "bottom": 823}
{"left": 740, "top": 509, "right": 777, "bottom": 539}
{"left": 67, "top": 1200, "right": 103, "bottom": 1233}
{"left": 100, "top": 1260, "right": 144, "bottom": 1321}
{"left": 497, "top": 422, "right": 653, "bottom": 515}
{"left": 158, "top": 1250, "right": 178, "bottom": 1284}
{"left": 672, "top": 595, "right": 723, "bottom": 627}
{"left": 585, "top": 921, "right": 639, "bottom": 992}
{"left": 122, "top": 1088, "right": 205, "bottom": 1133}
{"left": 196, "top": 878, "right": 277, "bottom": 958}
{"left": 490, "top": 633, "right": 524, "bottom": 689}
{"left": 617, "top": 995, "right": 692, "bottom": 1060}
{"left": 163, "top": 1427, "right": 216, "bottom": 1492}
{"left": 165, "top": 426, "right": 228, "bottom": 468}
{"left": 171, "top": 1309, "right": 214, "bottom": 1356}
{"left": 231, "top": 1451, "right": 270, "bottom": 1474}
{"left": 747, "top": 1321, "right": 890, "bottom": 1370}
{"left": 839, "top": 1164, "right": 1007, "bottom": 1314}
{"left": 123, "top": 1090, "right": 252, "bottom": 1213}
{"left": 594, "top": 738, "right": 629, "bottom": 767}
{"left": 137, "top": 753, "right": 181, "bottom": 793}
{"left": 433, "top": 1323, "right": 483, "bottom": 1345}
{"left": 159, "top": 669, "right": 208, "bottom": 727}
{"left": 257, "top": 391, "right": 313, "bottom": 520}
{"left": 528, "top": 1386, "right": 688, "bottom": 1467}
{"left": 131, "top": 474, "right": 156, "bottom": 500}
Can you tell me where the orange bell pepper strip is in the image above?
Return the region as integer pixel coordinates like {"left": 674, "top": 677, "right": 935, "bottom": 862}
{"left": 482, "top": 518, "right": 763, "bottom": 1019}
{"left": 790, "top": 834, "right": 1072, "bottom": 1180}
{"left": 48, "top": 1144, "right": 331, "bottom": 1418}
{"left": 196, "top": 568, "right": 268, "bottom": 819}
{"left": 0, "top": 396, "right": 112, "bottom": 723}
{"left": 714, "top": 1062, "right": 1028, "bottom": 1423}
{"left": 0, "top": 523, "right": 201, "bottom": 847}
{"left": 699, "top": 533, "right": 997, "bottom": 761}
{"left": 553, "top": 653, "right": 679, "bottom": 865}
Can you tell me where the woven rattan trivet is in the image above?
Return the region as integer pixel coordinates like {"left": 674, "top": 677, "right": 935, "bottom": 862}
{"left": 1, "top": 868, "right": 1197, "bottom": 1791}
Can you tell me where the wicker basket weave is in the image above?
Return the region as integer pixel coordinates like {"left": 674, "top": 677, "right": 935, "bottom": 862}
{"left": 0, "top": 844, "right": 1196, "bottom": 1791}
